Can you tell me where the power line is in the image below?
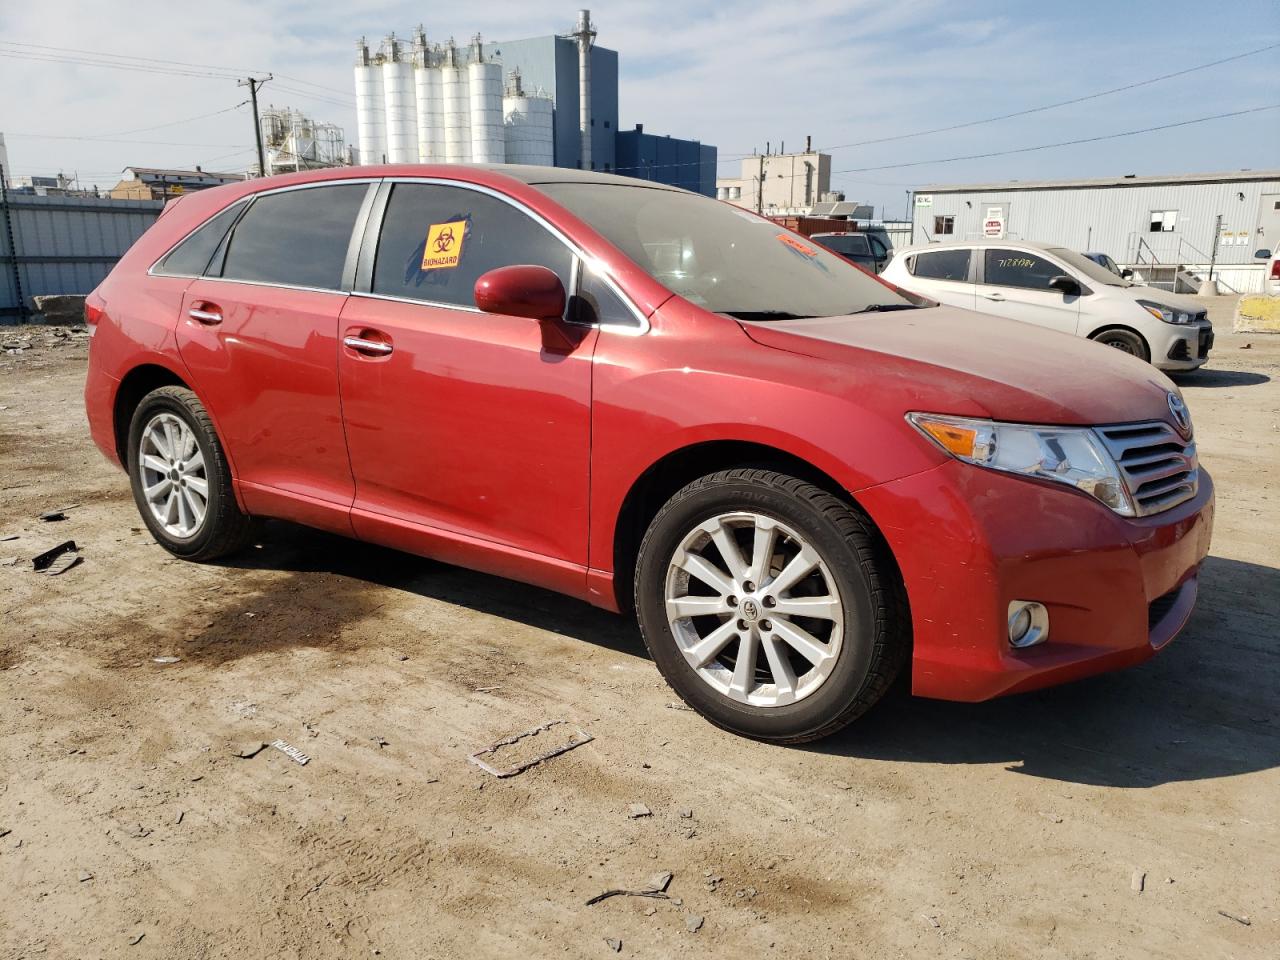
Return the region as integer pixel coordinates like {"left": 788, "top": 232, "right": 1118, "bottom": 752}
{"left": 6, "top": 132, "right": 252, "bottom": 148}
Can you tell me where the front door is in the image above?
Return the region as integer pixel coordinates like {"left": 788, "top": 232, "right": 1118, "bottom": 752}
{"left": 337, "top": 181, "right": 595, "bottom": 579}
{"left": 975, "top": 247, "right": 1081, "bottom": 335}
{"left": 175, "top": 181, "right": 372, "bottom": 529}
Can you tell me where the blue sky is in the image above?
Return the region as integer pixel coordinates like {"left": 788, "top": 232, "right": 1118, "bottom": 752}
{"left": 1, "top": 0, "right": 1276, "bottom": 215}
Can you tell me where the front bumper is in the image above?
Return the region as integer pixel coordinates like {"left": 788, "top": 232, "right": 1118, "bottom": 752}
{"left": 858, "top": 460, "right": 1214, "bottom": 701}
{"left": 1154, "top": 322, "right": 1213, "bottom": 371}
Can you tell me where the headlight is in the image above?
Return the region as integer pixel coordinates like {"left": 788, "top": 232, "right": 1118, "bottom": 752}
{"left": 908, "top": 413, "right": 1134, "bottom": 516}
{"left": 1137, "top": 299, "right": 1195, "bottom": 325}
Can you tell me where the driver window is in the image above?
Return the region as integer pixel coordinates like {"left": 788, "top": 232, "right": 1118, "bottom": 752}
{"left": 983, "top": 249, "right": 1060, "bottom": 290}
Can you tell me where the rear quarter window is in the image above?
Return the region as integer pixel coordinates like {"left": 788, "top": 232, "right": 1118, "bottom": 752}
{"left": 152, "top": 200, "right": 248, "bottom": 277}
{"left": 912, "top": 249, "right": 971, "bottom": 281}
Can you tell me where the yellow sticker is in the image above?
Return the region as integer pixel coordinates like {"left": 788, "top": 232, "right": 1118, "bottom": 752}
{"left": 421, "top": 220, "right": 467, "bottom": 270}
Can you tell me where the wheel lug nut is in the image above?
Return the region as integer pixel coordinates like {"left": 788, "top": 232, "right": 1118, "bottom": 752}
{"left": 762, "top": 596, "right": 775, "bottom": 608}
{"left": 760, "top": 619, "right": 772, "bottom": 631}
{"left": 743, "top": 581, "right": 755, "bottom": 592}
{"left": 737, "top": 619, "right": 747, "bottom": 631}
{"left": 727, "top": 596, "right": 738, "bottom": 607}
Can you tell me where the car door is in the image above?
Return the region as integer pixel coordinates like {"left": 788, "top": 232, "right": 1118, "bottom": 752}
{"left": 337, "top": 180, "right": 597, "bottom": 581}
{"left": 867, "top": 234, "right": 891, "bottom": 274}
{"left": 904, "top": 248, "right": 976, "bottom": 309}
{"left": 175, "top": 180, "right": 374, "bottom": 533}
{"left": 975, "top": 247, "right": 1081, "bottom": 335}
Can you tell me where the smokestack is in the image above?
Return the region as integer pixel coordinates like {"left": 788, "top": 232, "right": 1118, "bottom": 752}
{"left": 574, "top": 10, "right": 595, "bottom": 170}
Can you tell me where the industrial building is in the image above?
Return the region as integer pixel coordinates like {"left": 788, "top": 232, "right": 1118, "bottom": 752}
{"left": 911, "top": 169, "right": 1280, "bottom": 294}
{"left": 109, "top": 166, "right": 246, "bottom": 201}
{"left": 257, "top": 107, "right": 347, "bottom": 176}
{"left": 351, "top": 10, "right": 715, "bottom": 193}
{"left": 717, "top": 144, "right": 849, "bottom": 216}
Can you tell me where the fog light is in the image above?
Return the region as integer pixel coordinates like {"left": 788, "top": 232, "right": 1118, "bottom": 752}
{"left": 1008, "top": 601, "right": 1049, "bottom": 648}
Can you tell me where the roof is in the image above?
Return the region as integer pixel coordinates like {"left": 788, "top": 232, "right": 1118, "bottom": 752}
{"left": 123, "top": 167, "right": 246, "bottom": 181}
{"left": 469, "top": 163, "right": 684, "bottom": 191}
{"left": 914, "top": 169, "right": 1280, "bottom": 194}
{"left": 809, "top": 201, "right": 874, "bottom": 218}
{"left": 895, "top": 238, "right": 1069, "bottom": 255}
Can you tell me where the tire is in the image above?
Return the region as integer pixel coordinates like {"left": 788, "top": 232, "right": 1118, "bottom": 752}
{"left": 127, "top": 385, "right": 255, "bottom": 562}
{"left": 634, "top": 468, "right": 909, "bottom": 743}
{"left": 1093, "top": 328, "right": 1150, "bottom": 362}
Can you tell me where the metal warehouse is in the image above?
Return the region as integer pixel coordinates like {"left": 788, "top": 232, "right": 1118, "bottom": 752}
{"left": 911, "top": 169, "right": 1280, "bottom": 294}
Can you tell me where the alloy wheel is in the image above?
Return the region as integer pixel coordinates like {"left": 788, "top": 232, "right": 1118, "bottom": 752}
{"left": 138, "top": 412, "right": 208, "bottom": 539}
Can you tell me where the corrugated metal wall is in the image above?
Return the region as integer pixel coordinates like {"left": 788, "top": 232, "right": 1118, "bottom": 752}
{"left": 0, "top": 194, "right": 161, "bottom": 321}
{"left": 911, "top": 177, "right": 1279, "bottom": 291}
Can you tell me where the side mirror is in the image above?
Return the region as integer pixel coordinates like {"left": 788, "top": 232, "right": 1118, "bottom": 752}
{"left": 474, "top": 265, "right": 566, "bottom": 321}
{"left": 1255, "top": 248, "right": 1273, "bottom": 261}
{"left": 1048, "top": 274, "right": 1080, "bottom": 295}
{"left": 1120, "top": 268, "right": 1134, "bottom": 279}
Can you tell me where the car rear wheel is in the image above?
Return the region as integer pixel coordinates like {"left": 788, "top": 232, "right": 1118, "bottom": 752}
{"left": 634, "top": 468, "right": 909, "bottom": 743}
{"left": 127, "top": 385, "right": 254, "bottom": 561}
{"left": 1093, "top": 328, "right": 1150, "bottom": 362}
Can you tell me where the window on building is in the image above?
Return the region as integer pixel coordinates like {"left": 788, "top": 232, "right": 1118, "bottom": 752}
{"left": 1149, "top": 210, "right": 1178, "bottom": 232}
{"left": 603, "top": 120, "right": 611, "bottom": 129}
{"left": 983, "top": 248, "right": 1059, "bottom": 289}
{"left": 604, "top": 163, "right": 611, "bottom": 172}
{"left": 220, "top": 184, "right": 367, "bottom": 290}
{"left": 371, "top": 183, "right": 573, "bottom": 310}
{"left": 911, "top": 249, "right": 970, "bottom": 282}
{"left": 153, "top": 199, "right": 247, "bottom": 277}
{"left": 933, "top": 215, "right": 955, "bottom": 235}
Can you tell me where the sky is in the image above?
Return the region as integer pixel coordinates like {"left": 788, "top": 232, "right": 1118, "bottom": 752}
{"left": 1, "top": 0, "right": 1277, "bottom": 216}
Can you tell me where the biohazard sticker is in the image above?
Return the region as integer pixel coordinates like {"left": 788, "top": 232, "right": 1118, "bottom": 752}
{"left": 776, "top": 233, "right": 818, "bottom": 257}
{"left": 421, "top": 220, "right": 467, "bottom": 270}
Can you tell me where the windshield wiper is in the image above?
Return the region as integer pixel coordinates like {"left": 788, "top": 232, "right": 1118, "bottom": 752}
{"left": 850, "top": 303, "right": 921, "bottom": 314}
{"left": 722, "top": 310, "right": 815, "bottom": 321}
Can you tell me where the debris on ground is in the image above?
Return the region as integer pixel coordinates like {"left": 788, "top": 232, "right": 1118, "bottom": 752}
{"left": 233, "top": 741, "right": 267, "bottom": 759}
{"left": 31, "top": 540, "right": 79, "bottom": 574}
{"left": 603, "top": 938, "right": 622, "bottom": 953}
{"left": 468, "top": 720, "right": 593, "bottom": 778}
{"left": 666, "top": 702, "right": 693, "bottom": 712}
{"left": 127, "top": 932, "right": 145, "bottom": 946}
{"left": 39, "top": 509, "right": 67, "bottom": 522}
{"left": 1217, "top": 909, "right": 1251, "bottom": 926}
{"left": 679, "top": 808, "right": 693, "bottom": 819}
{"left": 585, "top": 870, "right": 674, "bottom": 906}
{"left": 272, "top": 739, "right": 311, "bottom": 765}
{"left": 78, "top": 870, "right": 94, "bottom": 882}
{"left": 685, "top": 914, "right": 704, "bottom": 933}
{"left": 627, "top": 803, "right": 652, "bottom": 819}
{"left": 152, "top": 656, "right": 181, "bottom": 665}
{"left": 370, "top": 736, "right": 389, "bottom": 748}
{"left": 1130, "top": 869, "right": 1146, "bottom": 893}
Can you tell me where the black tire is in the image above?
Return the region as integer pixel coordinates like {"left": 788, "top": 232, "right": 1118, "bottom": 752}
{"left": 1093, "top": 328, "right": 1150, "bottom": 362}
{"left": 127, "top": 385, "right": 255, "bottom": 562}
{"left": 634, "top": 468, "right": 909, "bottom": 743}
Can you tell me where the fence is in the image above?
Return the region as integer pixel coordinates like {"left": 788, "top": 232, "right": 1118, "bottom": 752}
{"left": 1, "top": 175, "right": 162, "bottom": 322}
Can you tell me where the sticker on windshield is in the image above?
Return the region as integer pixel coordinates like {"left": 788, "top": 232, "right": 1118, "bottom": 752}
{"left": 776, "top": 233, "right": 818, "bottom": 257}
{"left": 421, "top": 220, "right": 467, "bottom": 270}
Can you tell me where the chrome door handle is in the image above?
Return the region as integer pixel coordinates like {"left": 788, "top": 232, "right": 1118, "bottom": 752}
{"left": 188, "top": 306, "right": 222, "bottom": 324}
{"left": 983, "top": 293, "right": 1006, "bottom": 302}
{"left": 343, "top": 336, "right": 393, "bottom": 356}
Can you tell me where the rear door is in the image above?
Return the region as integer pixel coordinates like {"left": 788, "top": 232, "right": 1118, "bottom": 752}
{"left": 336, "top": 180, "right": 596, "bottom": 575}
{"left": 905, "top": 248, "right": 976, "bottom": 309}
{"left": 175, "top": 181, "right": 375, "bottom": 531}
{"left": 975, "top": 247, "right": 1081, "bottom": 335}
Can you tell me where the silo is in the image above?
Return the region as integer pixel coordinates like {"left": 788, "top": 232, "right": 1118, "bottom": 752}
{"left": 381, "top": 36, "right": 417, "bottom": 164}
{"left": 413, "top": 29, "right": 444, "bottom": 162}
{"left": 502, "top": 87, "right": 555, "bottom": 167}
{"left": 440, "top": 43, "right": 471, "bottom": 163}
{"left": 467, "top": 40, "right": 504, "bottom": 164}
{"left": 353, "top": 38, "right": 386, "bottom": 165}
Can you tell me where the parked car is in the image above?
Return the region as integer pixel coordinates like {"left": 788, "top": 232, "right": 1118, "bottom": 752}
{"left": 84, "top": 166, "right": 1213, "bottom": 743}
{"left": 809, "top": 231, "right": 892, "bottom": 274}
{"left": 1256, "top": 246, "right": 1280, "bottom": 295}
{"left": 882, "top": 240, "right": 1214, "bottom": 371}
{"left": 1082, "top": 251, "right": 1133, "bottom": 280}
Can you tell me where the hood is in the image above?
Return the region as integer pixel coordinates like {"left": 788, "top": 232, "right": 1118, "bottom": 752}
{"left": 740, "top": 305, "right": 1181, "bottom": 426}
{"left": 1109, "top": 284, "right": 1206, "bottom": 314}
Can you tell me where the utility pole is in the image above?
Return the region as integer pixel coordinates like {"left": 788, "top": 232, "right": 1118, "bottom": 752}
{"left": 239, "top": 75, "right": 273, "bottom": 177}
{"left": 757, "top": 153, "right": 765, "bottom": 215}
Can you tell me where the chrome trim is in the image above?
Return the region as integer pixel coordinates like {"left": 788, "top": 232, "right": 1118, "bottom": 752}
{"left": 1096, "top": 420, "right": 1199, "bottom": 517}
{"left": 343, "top": 336, "right": 393, "bottom": 355}
{"left": 181, "top": 274, "right": 349, "bottom": 297}
{"left": 187, "top": 307, "right": 222, "bottom": 324}
{"left": 349, "top": 290, "right": 482, "bottom": 314}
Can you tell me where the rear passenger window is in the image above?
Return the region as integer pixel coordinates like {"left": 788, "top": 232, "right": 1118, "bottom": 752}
{"left": 372, "top": 183, "right": 573, "bottom": 308}
{"left": 912, "top": 249, "right": 970, "bottom": 281}
{"left": 153, "top": 200, "right": 247, "bottom": 277}
{"left": 983, "top": 249, "right": 1060, "bottom": 289}
{"left": 220, "top": 184, "right": 368, "bottom": 290}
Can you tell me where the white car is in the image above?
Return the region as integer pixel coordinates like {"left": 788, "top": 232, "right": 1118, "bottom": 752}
{"left": 882, "top": 240, "right": 1213, "bottom": 371}
{"left": 1256, "top": 245, "right": 1280, "bottom": 295}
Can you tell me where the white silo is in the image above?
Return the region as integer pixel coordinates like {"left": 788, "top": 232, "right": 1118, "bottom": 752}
{"left": 440, "top": 42, "right": 471, "bottom": 163}
{"left": 381, "top": 35, "right": 417, "bottom": 164}
{"left": 502, "top": 72, "right": 554, "bottom": 167}
{"left": 413, "top": 28, "right": 444, "bottom": 162}
{"left": 467, "top": 38, "right": 504, "bottom": 164}
{"left": 353, "top": 38, "right": 386, "bottom": 165}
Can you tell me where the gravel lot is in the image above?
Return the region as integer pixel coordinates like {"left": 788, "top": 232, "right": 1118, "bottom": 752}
{"left": 1, "top": 307, "right": 1277, "bottom": 959}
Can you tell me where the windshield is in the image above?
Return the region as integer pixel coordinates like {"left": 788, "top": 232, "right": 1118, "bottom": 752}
{"left": 539, "top": 183, "right": 912, "bottom": 318}
{"left": 1048, "top": 247, "right": 1132, "bottom": 287}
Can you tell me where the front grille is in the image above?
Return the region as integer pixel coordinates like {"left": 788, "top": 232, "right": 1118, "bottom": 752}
{"left": 1167, "top": 339, "right": 1191, "bottom": 361}
{"left": 1148, "top": 586, "right": 1181, "bottom": 631}
{"left": 1096, "top": 421, "right": 1198, "bottom": 517}
{"left": 1198, "top": 326, "right": 1214, "bottom": 359}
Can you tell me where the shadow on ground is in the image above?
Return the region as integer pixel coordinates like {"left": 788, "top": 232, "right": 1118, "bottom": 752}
{"left": 216, "top": 525, "right": 1278, "bottom": 790}
{"left": 1170, "top": 368, "right": 1270, "bottom": 388}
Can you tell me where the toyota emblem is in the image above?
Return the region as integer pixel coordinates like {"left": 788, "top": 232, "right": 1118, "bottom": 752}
{"left": 1168, "top": 392, "right": 1192, "bottom": 437}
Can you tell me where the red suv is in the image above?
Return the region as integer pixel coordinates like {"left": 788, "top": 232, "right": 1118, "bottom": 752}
{"left": 84, "top": 166, "right": 1213, "bottom": 743}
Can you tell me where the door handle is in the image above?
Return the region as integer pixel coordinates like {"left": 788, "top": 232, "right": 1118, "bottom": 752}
{"left": 982, "top": 293, "right": 1006, "bottom": 302}
{"left": 343, "top": 335, "right": 394, "bottom": 356}
{"left": 188, "top": 303, "right": 222, "bottom": 324}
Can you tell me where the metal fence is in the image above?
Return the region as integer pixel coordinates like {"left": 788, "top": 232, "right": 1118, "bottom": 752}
{"left": 0, "top": 179, "right": 162, "bottom": 322}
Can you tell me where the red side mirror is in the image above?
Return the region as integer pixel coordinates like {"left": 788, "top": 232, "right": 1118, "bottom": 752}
{"left": 474, "top": 265, "right": 566, "bottom": 321}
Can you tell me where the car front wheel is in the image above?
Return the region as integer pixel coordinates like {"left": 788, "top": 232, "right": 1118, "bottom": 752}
{"left": 1093, "top": 328, "right": 1150, "bottom": 362}
{"left": 634, "top": 468, "right": 909, "bottom": 743}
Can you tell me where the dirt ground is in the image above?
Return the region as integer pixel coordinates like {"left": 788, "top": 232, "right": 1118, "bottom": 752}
{"left": 1, "top": 304, "right": 1277, "bottom": 960}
